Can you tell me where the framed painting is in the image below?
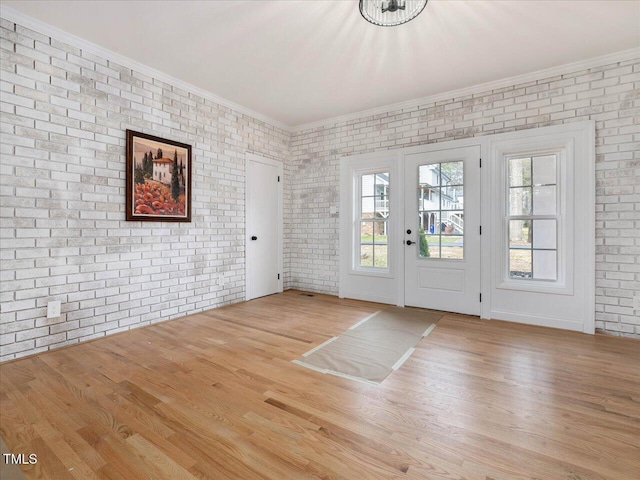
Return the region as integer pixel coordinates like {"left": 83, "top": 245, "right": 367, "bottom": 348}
{"left": 125, "top": 130, "right": 192, "bottom": 222}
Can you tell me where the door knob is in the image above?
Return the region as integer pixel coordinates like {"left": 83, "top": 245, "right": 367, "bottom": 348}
{"left": 406, "top": 240, "right": 413, "bottom": 245}
{"left": 406, "top": 229, "right": 411, "bottom": 234}
{"left": 251, "top": 236, "right": 257, "bottom": 241}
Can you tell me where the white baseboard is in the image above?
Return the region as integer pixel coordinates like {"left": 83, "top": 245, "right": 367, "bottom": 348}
{"left": 490, "top": 310, "right": 589, "bottom": 333}
{"left": 339, "top": 290, "right": 396, "bottom": 306}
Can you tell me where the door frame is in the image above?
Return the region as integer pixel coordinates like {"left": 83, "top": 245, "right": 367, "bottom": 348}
{"left": 403, "top": 144, "right": 482, "bottom": 316}
{"left": 245, "top": 152, "right": 284, "bottom": 301}
{"left": 339, "top": 121, "right": 595, "bottom": 332}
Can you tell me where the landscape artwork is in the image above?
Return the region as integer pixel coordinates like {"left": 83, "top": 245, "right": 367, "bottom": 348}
{"left": 125, "top": 130, "right": 192, "bottom": 222}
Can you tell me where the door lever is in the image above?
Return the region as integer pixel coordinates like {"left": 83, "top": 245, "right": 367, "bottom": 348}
{"left": 406, "top": 240, "right": 413, "bottom": 246}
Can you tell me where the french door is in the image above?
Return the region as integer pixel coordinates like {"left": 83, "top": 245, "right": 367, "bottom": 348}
{"left": 403, "top": 146, "right": 481, "bottom": 315}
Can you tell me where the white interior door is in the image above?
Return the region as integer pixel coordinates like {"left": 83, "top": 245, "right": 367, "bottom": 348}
{"left": 403, "top": 145, "right": 481, "bottom": 315}
{"left": 246, "top": 154, "right": 282, "bottom": 300}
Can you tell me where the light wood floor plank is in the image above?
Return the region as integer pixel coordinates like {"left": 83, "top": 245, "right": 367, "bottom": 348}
{"left": 1, "top": 290, "right": 639, "bottom": 479}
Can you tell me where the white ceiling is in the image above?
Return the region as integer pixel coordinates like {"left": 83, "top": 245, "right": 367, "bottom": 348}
{"left": 4, "top": 1, "right": 640, "bottom": 127}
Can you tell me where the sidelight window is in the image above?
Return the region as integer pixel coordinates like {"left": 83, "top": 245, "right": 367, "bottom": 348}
{"left": 359, "top": 172, "right": 389, "bottom": 268}
{"left": 507, "top": 155, "right": 558, "bottom": 280}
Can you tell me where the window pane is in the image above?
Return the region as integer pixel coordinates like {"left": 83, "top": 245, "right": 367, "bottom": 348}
{"left": 441, "top": 186, "right": 464, "bottom": 210}
{"left": 374, "top": 172, "right": 389, "bottom": 195}
{"left": 360, "top": 222, "right": 373, "bottom": 244}
{"left": 361, "top": 174, "right": 374, "bottom": 196}
{"left": 509, "top": 187, "right": 532, "bottom": 215}
{"left": 533, "top": 186, "right": 556, "bottom": 215}
{"left": 374, "top": 196, "right": 389, "bottom": 216}
{"left": 360, "top": 245, "right": 373, "bottom": 267}
{"left": 442, "top": 211, "right": 464, "bottom": 235}
{"left": 423, "top": 235, "right": 440, "bottom": 258}
{"left": 361, "top": 197, "right": 374, "bottom": 218}
{"left": 532, "top": 219, "right": 556, "bottom": 249}
{"left": 533, "top": 155, "right": 556, "bottom": 186}
{"left": 419, "top": 164, "right": 440, "bottom": 187}
{"left": 441, "top": 161, "right": 463, "bottom": 186}
{"left": 374, "top": 245, "right": 388, "bottom": 267}
{"left": 441, "top": 236, "right": 463, "bottom": 259}
{"left": 509, "top": 220, "right": 531, "bottom": 248}
{"left": 510, "top": 249, "right": 532, "bottom": 279}
{"left": 509, "top": 157, "right": 532, "bottom": 187}
{"left": 533, "top": 250, "right": 557, "bottom": 280}
{"left": 421, "top": 211, "right": 440, "bottom": 235}
{"left": 373, "top": 222, "right": 387, "bottom": 245}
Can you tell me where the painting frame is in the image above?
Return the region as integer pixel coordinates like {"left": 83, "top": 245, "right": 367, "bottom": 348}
{"left": 125, "top": 130, "right": 192, "bottom": 222}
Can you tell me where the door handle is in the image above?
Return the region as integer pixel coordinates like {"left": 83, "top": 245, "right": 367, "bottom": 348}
{"left": 406, "top": 240, "right": 413, "bottom": 245}
{"left": 251, "top": 236, "right": 257, "bottom": 241}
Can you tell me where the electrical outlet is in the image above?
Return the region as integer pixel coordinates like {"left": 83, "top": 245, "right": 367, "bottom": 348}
{"left": 633, "top": 295, "right": 640, "bottom": 312}
{"left": 47, "top": 301, "right": 61, "bottom": 319}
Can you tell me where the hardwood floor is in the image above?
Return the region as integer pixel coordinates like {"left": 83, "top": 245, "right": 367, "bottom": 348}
{"left": 1, "top": 290, "right": 639, "bottom": 479}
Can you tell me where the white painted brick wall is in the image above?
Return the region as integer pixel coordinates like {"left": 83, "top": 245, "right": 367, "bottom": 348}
{"left": 1, "top": 16, "right": 638, "bottom": 362}
{"left": 289, "top": 58, "right": 640, "bottom": 338}
{"left": 0, "top": 20, "right": 290, "bottom": 361}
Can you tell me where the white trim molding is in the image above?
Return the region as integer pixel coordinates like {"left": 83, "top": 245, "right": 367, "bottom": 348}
{"left": 0, "top": 5, "right": 290, "bottom": 131}
{"left": 1, "top": 5, "right": 638, "bottom": 133}
{"left": 292, "top": 48, "right": 640, "bottom": 133}
{"left": 487, "top": 121, "right": 596, "bottom": 334}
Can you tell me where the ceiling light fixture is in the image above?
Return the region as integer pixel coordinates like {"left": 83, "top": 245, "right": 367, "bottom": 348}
{"left": 359, "top": 0, "right": 428, "bottom": 27}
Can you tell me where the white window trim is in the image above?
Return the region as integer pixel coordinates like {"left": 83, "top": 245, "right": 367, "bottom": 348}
{"left": 339, "top": 121, "right": 594, "bottom": 334}
{"left": 353, "top": 168, "right": 392, "bottom": 276}
{"left": 492, "top": 136, "right": 575, "bottom": 296}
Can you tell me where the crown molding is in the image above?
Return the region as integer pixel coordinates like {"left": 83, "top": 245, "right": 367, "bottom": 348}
{"left": 0, "top": 5, "right": 292, "bottom": 132}
{"left": 2, "top": 6, "right": 638, "bottom": 136}
{"left": 291, "top": 47, "right": 640, "bottom": 134}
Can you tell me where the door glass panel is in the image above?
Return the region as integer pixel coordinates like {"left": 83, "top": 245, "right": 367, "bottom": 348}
{"left": 422, "top": 235, "right": 440, "bottom": 258}
{"left": 418, "top": 161, "right": 464, "bottom": 260}
{"left": 420, "top": 211, "right": 440, "bottom": 235}
{"left": 441, "top": 186, "right": 464, "bottom": 210}
{"left": 441, "top": 161, "right": 463, "bottom": 186}
{"left": 442, "top": 211, "right": 464, "bottom": 235}
{"left": 441, "top": 236, "right": 463, "bottom": 259}
{"left": 419, "top": 164, "right": 440, "bottom": 187}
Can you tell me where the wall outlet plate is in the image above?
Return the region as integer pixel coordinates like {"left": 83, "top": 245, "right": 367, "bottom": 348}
{"left": 47, "top": 301, "right": 61, "bottom": 319}
{"left": 633, "top": 295, "right": 640, "bottom": 312}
